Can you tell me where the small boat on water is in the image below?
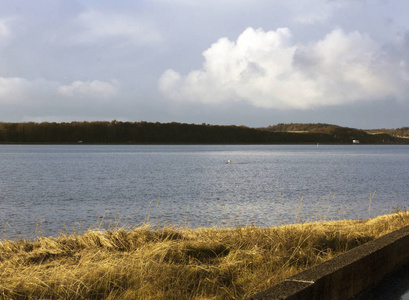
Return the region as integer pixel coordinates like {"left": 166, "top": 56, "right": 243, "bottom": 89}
{"left": 226, "top": 160, "right": 247, "bottom": 164}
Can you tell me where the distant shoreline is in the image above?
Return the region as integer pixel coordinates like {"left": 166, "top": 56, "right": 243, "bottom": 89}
{"left": 0, "top": 121, "right": 408, "bottom": 145}
{"left": 1, "top": 142, "right": 408, "bottom": 145}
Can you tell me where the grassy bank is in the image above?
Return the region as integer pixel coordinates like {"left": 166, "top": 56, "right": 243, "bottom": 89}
{"left": 1, "top": 212, "right": 409, "bottom": 299}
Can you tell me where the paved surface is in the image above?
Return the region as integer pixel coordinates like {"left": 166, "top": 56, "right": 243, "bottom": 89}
{"left": 352, "top": 263, "right": 409, "bottom": 300}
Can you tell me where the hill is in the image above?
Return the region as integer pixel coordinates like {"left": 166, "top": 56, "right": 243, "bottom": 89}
{"left": 260, "top": 123, "right": 409, "bottom": 144}
{"left": 261, "top": 123, "right": 337, "bottom": 132}
{"left": 365, "top": 127, "right": 409, "bottom": 138}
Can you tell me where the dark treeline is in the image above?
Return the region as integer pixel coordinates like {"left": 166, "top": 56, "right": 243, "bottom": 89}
{"left": 0, "top": 121, "right": 407, "bottom": 144}
{"left": 261, "top": 123, "right": 336, "bottom": 132}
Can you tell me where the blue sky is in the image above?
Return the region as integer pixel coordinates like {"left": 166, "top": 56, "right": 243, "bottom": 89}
{"left": 1, "top": 0, "right": 409, "bottom": 129}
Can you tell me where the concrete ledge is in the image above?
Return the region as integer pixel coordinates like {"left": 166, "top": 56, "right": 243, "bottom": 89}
{"left": 246, "top": 225, "right": 409, "bottom": 300}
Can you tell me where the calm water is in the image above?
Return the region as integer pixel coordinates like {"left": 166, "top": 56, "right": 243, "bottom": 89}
{"left": 1, "top": 144, "right": 409, "bottom": 238}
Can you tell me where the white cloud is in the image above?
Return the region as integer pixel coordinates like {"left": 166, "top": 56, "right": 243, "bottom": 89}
{"left": 0, "top": 17, "right": 17, "bottom": 48}
{"left": 0, "top": 77, "right": 33, "bottom": 103}
{"left": 58, "top": 80, "right": 119, "bottom": 100}
{"left": 0, "top": 19, "right": 11, "bottom": 37}
{"left": 159, "top": 27, "right": 409, "bottom": 110}
{"left": 73, "top": 10, "right": 162, "bottom": 45}
{"left": 0, "top": 77, "right": 119, "bottom": 106}
{"left": 292, "top": 4, "right": 331, "bottom": 24}
{"left": 0, "top": 77, "right": 60, "bottom": 104}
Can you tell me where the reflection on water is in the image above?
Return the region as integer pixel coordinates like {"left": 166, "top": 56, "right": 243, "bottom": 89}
{"left": 1, "top": 144, "right": 409, "bottom": 238}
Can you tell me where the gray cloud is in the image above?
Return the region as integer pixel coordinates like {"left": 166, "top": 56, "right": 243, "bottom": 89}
{"left": 0, "top": 0, "right": 408, "bottom": 128}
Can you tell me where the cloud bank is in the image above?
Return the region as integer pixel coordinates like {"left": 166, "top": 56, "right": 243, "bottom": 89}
{"left": 159, "top": 27, "right": 408, "bottom": 110}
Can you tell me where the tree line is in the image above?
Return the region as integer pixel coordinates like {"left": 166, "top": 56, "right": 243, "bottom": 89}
{"left": 261, "top": 123, "right": 336, "bottom": 132}
{"left": 0, "top": 121, "right": 406, "bottom": 144}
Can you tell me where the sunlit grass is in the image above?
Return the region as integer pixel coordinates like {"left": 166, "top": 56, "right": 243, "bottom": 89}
{"left": 1, "top": 210, "right": 409, "bottom": 299}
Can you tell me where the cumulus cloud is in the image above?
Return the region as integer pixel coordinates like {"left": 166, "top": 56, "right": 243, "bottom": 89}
{"left": 159, "top": 27, "right": 409, "bottom": 110}
{"left": 58, "top": 80, "right": 119, "bottom": 100}
{"left": 73, "top": 10, "right": 162, "bottom": 45}
{"left": 0, "top": 77, "right": 60, "bottom": 104}
{"left": 0, "top": 19, "right": 11, "bottom": 37}
{"left": 0, "top": 77, "right": 118, "bottom": 106}
{"left": 0, "top": 77, "right": 33, "bottom": 104}
{"left": 292, "top": 5, "right": 330, "bottom": 24}
{"left": 0, "top": 17, "right": 17, "bottom": 48}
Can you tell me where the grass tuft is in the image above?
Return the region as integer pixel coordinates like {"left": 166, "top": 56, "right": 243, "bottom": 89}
{"left": 1, "top": 211, "right": 409, "bottom": 299}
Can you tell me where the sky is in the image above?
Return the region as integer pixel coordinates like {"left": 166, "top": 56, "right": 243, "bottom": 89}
{"left": 0, "top": 0, "right": 409, "bottom": 129}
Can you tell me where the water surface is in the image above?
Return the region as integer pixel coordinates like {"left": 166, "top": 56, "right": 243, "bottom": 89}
{"left": 1, "top": 144, "right": 408, "bottom": 238}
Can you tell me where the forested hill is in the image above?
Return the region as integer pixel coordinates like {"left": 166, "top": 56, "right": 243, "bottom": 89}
{"left": 261, "top": 123, "right": 336, "bottom": 132}
{"left": 0, "top": 121, "right": 407, "bottom": 144}
{"left": 366, "top": 127, "right": 409, "bottom": 138}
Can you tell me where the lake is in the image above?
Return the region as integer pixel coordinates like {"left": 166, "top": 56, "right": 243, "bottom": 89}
{"left": 1, "top": 144, "right": 409, "bottom": 238}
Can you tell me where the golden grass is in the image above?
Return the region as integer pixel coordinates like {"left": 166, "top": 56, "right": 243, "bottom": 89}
{"left": 1, "top": 211, "right": 409, "bottom": 299}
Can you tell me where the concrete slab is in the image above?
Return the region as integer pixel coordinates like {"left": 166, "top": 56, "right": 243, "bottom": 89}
{"left": 246, "top": 225, "right": 409, "bottom": 300}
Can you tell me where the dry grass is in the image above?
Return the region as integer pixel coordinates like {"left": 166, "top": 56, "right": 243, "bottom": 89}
{"left": 1, "top": 211, "right": 409, "bottom": 299}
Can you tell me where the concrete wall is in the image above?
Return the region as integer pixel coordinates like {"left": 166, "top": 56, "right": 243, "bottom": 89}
{"left": 246, "top": 225, "right": 409, "bottom": 300}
